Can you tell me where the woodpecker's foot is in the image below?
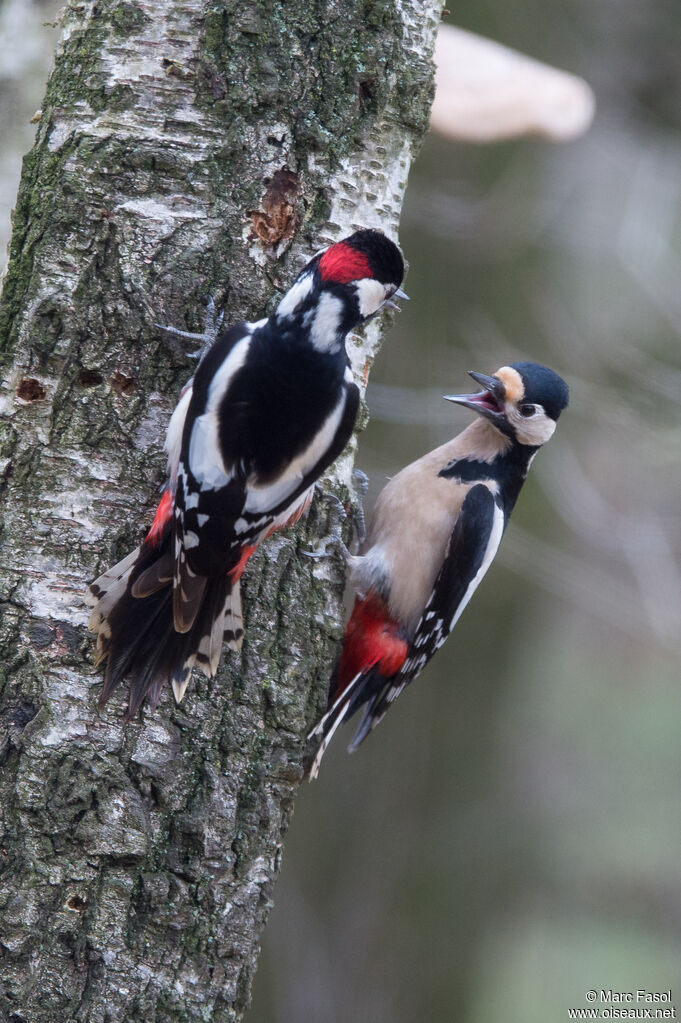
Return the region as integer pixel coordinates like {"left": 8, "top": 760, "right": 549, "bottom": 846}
{"left": 351, "top": 468, "right": 369, "bottom": 547}
{"left": 155, "top": 296, "right": 224, "bottom": 362}
{"left": 301, "top": 489, "right": 350, "bottom": 561}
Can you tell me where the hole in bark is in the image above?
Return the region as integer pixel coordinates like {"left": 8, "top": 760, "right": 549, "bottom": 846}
{"left": 65, "top": 894, "right": 87, "bottom": 913}
{"left": 16, "top": 378, "right": 46, "bottom": 402}
{"left": 77, "top": 368, "right": 103, "bottom": 388}
{"left": 358, "top": 76, "right": 379, "bottom": 110}
{"left": 29, "top": 623, "right": 55, "bottom": 649}
{"left": 9, "top": 702, "right": 38, "bottom": 728}
{"left": 109, "top": 370, "right": 136, "bottom": 395}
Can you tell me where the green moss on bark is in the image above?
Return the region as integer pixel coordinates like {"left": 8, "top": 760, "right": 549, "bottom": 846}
{"left": 0, "top": 0, "right": 440, "bottom": 1019}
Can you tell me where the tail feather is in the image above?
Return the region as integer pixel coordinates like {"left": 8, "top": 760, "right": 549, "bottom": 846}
{"left": 307, "top": 591, "right": 409, "bottom": 777}
{"left": 347, "top": 691, "right": 389, "bottom": 752}
{"left": 130, "top": 554, "right": 173, "bottom": 598}
{"left": 89, "top": 530, "right": 237, "bottom": 716}
{"left": 308, "top": 698, "right": 354, "bottom": 781}
{"left": 222, "top": 583, "right": 243, "bottom": 651}
{"left": 173, "top": 566, "right": 207, "bottom": 634}
{"left": 307, "top": 667, "right": 377, "bottom": 779}
{"left": 87, "top": 547, "right": 142, "bottom": 628}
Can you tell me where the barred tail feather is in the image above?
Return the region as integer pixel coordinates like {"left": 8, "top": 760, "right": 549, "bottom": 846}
{"left": 308, "top": 697, "right": 353, "bottom": 781}
{"left": 87, "top": 547, "right": 142, "bottom": 665}
{"left": 223, "top": 582, "right": 243, "bottom": 651}
{"left": 307, "top": 668, "right": 373, "bottom": 780}
{"left": 88, "top": 533, "right": 239, "bottom": 717}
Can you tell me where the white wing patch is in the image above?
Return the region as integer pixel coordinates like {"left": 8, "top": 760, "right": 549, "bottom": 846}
{"left": 187, "top": 336, "right": 251, "bottom": 490}
{"left": 164, "top": 383, "right": 192, "bottom": 486}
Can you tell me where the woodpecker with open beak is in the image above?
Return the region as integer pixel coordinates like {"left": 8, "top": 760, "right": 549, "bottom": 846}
{"left": 309, "top": 361, "right": 569, "bottom": 776}
{"left": 87, "top": 229, "right": 406, "bottom": 718}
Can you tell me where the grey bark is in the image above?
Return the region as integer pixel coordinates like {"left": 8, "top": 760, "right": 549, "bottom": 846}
{"left": 0, "top": 1, "right": 440, "bottom": 1020}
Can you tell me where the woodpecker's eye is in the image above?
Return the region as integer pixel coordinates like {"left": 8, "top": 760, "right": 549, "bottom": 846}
{"left": 519, "top": 404, "right": 536, "bottom": 417}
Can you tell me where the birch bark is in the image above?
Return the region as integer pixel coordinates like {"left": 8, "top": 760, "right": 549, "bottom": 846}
{"left": 0, "top": 2, "right": 440, "bottom": 1019}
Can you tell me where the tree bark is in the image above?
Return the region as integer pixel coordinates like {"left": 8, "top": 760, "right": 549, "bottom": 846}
{"left": 0, "top": 1, "right": 440, "bottom": 1020}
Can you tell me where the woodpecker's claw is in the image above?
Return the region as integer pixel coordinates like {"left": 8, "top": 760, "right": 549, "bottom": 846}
{"left": 302, "top": 468, "right": 370, "bottom": 560}
{"left": 155, "top": 295, "right": 224, "bottom": 363}
{"left": 154, "top": 323, "right": 206, "bottom": 340}
{"left": 301, "top": 488, "right": 349, "bottom": 561}
{"left": 351, "top": 468, "right": 369, "bottom": 547}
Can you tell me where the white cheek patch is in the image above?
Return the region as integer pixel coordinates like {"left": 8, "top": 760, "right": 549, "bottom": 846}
{"left": 513, "top": 412, "right": 556, "bottom": 446}
{"left": 355, "top": 278, "right": 386, "bottom": 319}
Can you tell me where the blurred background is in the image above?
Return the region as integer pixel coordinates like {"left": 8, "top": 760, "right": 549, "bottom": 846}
{"left": 2, "top": 2, "right": 680, "bottom": 1020}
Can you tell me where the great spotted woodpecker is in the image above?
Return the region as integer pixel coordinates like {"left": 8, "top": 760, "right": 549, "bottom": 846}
{"left": 87, "top": 229, "right": 406, "bottom": 718}
{"left": 309, "top": 361, "right": 569, "bottom": 776}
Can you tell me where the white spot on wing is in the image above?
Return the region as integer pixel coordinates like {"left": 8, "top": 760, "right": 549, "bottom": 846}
{"left": 183, "top": 488, "right": 199, "bottom": 510}
{"left": 165, "top": 385, "right": 192, "bottom": 486}
{"left": 188, "top": 336, "right": 251, "bottom": 489}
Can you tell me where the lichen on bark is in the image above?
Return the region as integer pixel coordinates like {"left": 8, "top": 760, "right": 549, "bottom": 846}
{"left": 0, "top": 1, "right": 441, "bottom": 1019}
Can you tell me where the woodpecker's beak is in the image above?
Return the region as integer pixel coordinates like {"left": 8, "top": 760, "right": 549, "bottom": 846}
{"left": 443, "top": 371, "right": 507, "bottom": 420}
{"left": 383, "top": 287, "right": 410, "bottom": 312}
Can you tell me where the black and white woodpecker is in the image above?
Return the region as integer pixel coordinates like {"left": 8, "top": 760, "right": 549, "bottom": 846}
{"left": 309, "top": 361, "right": 569, "bottom": 776}
{"left": 87, "top": 229, "right": 406, "bottom": 717}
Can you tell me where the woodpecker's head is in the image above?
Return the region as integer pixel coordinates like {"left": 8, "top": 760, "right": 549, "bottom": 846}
{"left": 445, "top": 362, "right": 569, "bottom": 446}
{"left": 316, "top": 229, "right": 406, "bottom": 320}
{"left": 276, "top": 229, "right": 406, "bottom": 348}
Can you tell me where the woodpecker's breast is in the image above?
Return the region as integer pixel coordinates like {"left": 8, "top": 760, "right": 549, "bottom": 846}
{"left": 351, "top": 420, "right": 510, "bottom": 635}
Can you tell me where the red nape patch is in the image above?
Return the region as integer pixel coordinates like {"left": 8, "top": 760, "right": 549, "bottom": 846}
{"left": 319, "top": 242, "right": 373, "bottom": 284}
{"left": 145, "top": 489, "right": 174, "bottom": 547}
{"left": 228, "top": 543, "right": 257, "bottom": 583}
{"left": 334, "top": 593, "right": 408, "bottom": 698}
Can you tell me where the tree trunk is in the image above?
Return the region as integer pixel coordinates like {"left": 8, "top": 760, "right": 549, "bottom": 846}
{"left": 0, "top": 1, "right": 440, "bottom": 1019}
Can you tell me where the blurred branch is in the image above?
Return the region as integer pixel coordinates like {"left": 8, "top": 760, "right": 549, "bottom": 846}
{"left": 431, "top": 24, "right": 595, "bottom": 143}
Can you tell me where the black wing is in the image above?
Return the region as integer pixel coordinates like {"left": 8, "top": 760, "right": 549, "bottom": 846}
{"left": 348, "top": 483, "right": 505, "bottom": 749}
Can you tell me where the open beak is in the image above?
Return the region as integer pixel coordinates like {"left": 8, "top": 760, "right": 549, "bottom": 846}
{"left": 383, "top": 287, "right": 410, "bottom": 312}
{"left": 443, "top": 371, "right": 507, "bottom": 419}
